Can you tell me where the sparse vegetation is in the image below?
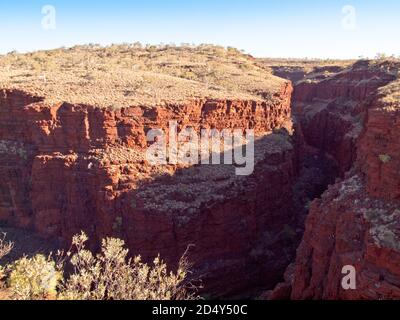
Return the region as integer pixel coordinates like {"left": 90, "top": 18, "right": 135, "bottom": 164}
{"left": 112, "top": 216, "right": 123, "bottom": 234}
{"left": 379, "top": 77, "right": 400, "bottom": 110}
{"left": 259, "top": 57, "right": 355, "bottom": 71}
{"left": 0, "top": 43, "right": 285, "bottom": 108}
{"left": 7, "top": 255, "right": 61, "bottom": 300}
{"left": 379, "top": 154, "right": 392, "bottom": 163}
{"left": 0, "top": 232, "right": 196, "bottom": 300}
{"left": 0, "top": 234, "right": 13, "bottom": 261}
{"left": 0, "top": 234, "right": 13, "bottom": 295}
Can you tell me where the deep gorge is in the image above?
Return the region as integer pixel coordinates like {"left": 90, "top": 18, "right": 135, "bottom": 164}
{"left": 1, "top": 59, "right": 400, "bottom": 299}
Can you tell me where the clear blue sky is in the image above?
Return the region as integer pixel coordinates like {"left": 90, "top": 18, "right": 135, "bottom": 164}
{"left": 0, "top": 0, "right": 399, "bottom": 58}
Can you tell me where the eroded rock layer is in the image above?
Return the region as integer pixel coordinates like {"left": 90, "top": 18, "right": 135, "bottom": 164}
{"left": 267, "top": 60, "right": 400, "bottom": 300}
{"left": 0, "top": 82, "right": 296, "bottom": 297}
{"left": 293, "top": 60, "right": 397, "bottom": 176}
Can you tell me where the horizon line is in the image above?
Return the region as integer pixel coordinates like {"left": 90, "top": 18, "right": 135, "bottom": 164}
{"left": 0, "top": 42, "right": 389, "bottom": 61}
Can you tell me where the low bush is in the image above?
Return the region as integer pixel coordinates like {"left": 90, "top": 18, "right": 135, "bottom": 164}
{"left": 58, "top": 232, "right": 194, "bottom": 300}
{"left": 7, "top": 255, "right": 61, "bottom": 300}
{"left": 0, "top": 234, "right": 13, "bottom": 261}
{"left": 0, "top": 234, "right": 14, "bottom": 292}
{"left": 379, "top": 154, "right": 392, "bottom": 163}
{"left": 0, "top": 232, "right": 196, "bottom": 301}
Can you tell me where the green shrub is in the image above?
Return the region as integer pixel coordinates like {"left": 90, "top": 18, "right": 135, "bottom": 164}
{"left": 7, "top": 255, "right": 62, "bottom": 300}
{"left": 379, "top": 154, "right": 392, "bottom": 163}
{"left": 57, "top": 232, "right": 195, "bottom": 300}
{"left": 0, "top": 234, "right": 13, "bottom": 288}
{"left": 1, "top": 232, "right": 195, "bottom": 300}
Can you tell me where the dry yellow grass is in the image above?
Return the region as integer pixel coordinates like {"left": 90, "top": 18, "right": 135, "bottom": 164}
{"left": 259, "top": 58, "right": 355, "bottom": 70}
{"left": 256, "top": 58, "right": 355, "bottom": 84}
{"left": 379, "top": 79, "right": 400, "bottom": 110}
{"left": 0, "top": 44, "right": 286, "bottom": 108}
{"left": 366, "top": 60, "right": 400, "bottom": 110}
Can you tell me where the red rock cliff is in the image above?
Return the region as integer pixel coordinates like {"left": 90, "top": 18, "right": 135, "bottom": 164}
{"left": 268, "top": 60, "right": 400, "bottom": 300}
{"left": 293, "top": 60, "right": 396, "bottom": 175}
{"left": 0, "top": 82, "right": 297, "bottom": 297}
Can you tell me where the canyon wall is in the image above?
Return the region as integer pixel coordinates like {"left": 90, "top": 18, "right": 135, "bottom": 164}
{"left": 290, "top": 96, "right": 400, "bottom": 299}
{"left": 4, "top": 58, "right": 399, "bottom": 300}
{"left": 292, "top": 60, "right": 396, "bottom": 176}
{"left": 268, "top": 60, "right": 400, "bottom": 300}
{"left": 0, "top": 82, "right": 298, "bottom": 297}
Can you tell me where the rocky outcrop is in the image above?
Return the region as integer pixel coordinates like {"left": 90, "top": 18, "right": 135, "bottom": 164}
{"left": 4, "top": 57, "right": 400, "bottom": 300}
{"left": 268, "top": 60, "right": 400, "bottom": 300}
{"left": 290, "top": 173, "right": 400, "bottom": 300}
{"left": 358, "top": 99, "right": 400, "bottom": 200}
{"left": 293, "top": 60, "right": 396, "bottom": 176}
{"left": 0, "top": 82, "right": 298, "bottom": 297}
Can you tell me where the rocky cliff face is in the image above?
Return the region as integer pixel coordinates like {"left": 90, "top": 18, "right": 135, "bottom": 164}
{"left": 291, "top": 173, "right": 400, "bottom": 300}
{"left": 267, "top": 60, "right": 400, "bottom": 300}
{"left": 0, "top": 83, "right": 298, "bottom": 297}
{"left": 292, "top": 60, "right": 397, "bottom": 176}
{"left": 3, "top": 57, "right": 400, "bottom": 300}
